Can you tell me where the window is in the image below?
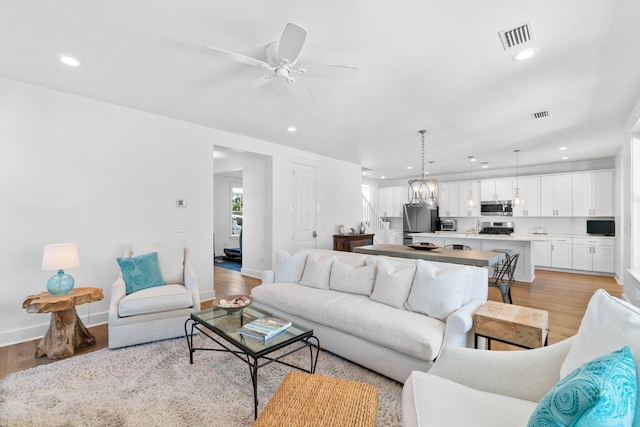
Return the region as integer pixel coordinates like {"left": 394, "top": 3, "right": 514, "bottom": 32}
{"left": 231, "top": 187, "right": 243, "bottom": 236}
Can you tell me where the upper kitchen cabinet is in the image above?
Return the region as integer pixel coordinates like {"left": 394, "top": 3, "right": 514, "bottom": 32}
{"left": 458, "top": 181, "right": 481, "bottom": 217}
{"left": 480, "top": 178, "right": 513, "bottom": 202}
{"left": 572, "top": 171, "right": 614, "bottom": 217}
{"left": 378, "top": 186, "right": 406, "bottom": 217}
{"left": 438, "top": 182, "right": 459, "bottom": 217}
{"left": 540, "top": 174, "right": 572, "bottom": 217}
{"left": 512, "top": 176, "right": 541, "bottom": 217}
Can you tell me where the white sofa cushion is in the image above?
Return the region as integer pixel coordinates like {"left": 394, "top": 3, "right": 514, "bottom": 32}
{"left": 118, "top": 284, "right": 194, "bottom": 317}
{"left": 251, "top": 283, "right": 445, "bottom": 361}
{"left": 132, "top": 242, "right": 185, "bottom": 285}
{"left": 405, "top": 260, "right": 471, "bottom": 320}
{"left": 299, "top": 253, "right": 334, "bottom": 289}
{"left": 403, "top": 371, "right": 536, "bottom": 427}
{"left": 369, "top": 258, "right": 416, "bottom": 308}
{"left": 274, "top": 249, "right": 310, "bottom": 283}
{"left": 329, "top": 259, "right": 376, "bottom": 296}
{"left": 335, "top": 254, "right": 367, "bottom": 267}
{"left": 560, "top": 289, "right": 640, "bottom": 424}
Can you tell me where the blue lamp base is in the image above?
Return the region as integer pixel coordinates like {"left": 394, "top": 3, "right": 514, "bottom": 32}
{"left": 47, "top": 270, "right": 75, "bottom": 295}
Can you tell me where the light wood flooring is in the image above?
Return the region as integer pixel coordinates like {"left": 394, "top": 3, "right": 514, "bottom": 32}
{"left": 0, "top": 267, "right": 621, "bottom": 379}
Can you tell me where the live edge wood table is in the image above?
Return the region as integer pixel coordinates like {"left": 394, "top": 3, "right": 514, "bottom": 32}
{"left": 474, "top": 301, "right": 549, "bottom": 350}
{"left": 22, "top": 287, "right": 104, "bottom": 359}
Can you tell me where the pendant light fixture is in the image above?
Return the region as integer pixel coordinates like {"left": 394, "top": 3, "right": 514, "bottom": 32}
{"left": 513, "top": 149, "right": 522, "bottom": 205}
{"left": 467, "top": 156, "right": 476, "bottom": 208}
{"left": 408, "top": 130, "right": 439, "bottom": 207}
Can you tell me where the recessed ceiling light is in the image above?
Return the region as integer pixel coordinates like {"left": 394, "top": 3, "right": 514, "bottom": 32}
{"left": 481, "top": 162, "right": 489, "bottom": 168}
{"left": 56, "top": 54, "right": 80, "bottom": 67}
{"left": 512, "top": 48, "right": 537, "bottom": 61}
{"left": 559, "top": 146, "right": 568, "bottom": 151}
{"left": 287, "top": 126, "right": 296, "bottom": 132}
{"left": 380, "top": 176, "right": 386, "bottom": 179}
{"left": 469, "top": 157, "right": 477, "bottom": 162}
{"left": 561, "top": 156, "right": 569, "bottom": 160}
{"left": 406, "top": 166, "right": 412, "bottom": 170}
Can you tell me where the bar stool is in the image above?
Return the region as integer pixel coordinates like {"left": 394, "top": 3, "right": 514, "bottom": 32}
{"left": 489, "top": 249, "right": 519, "bottom": 304}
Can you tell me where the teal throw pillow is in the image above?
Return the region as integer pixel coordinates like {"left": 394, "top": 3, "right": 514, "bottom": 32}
{"left": 117, "top": 252, "right": 165, "bottom": 295}
{"left": 528, "top": 346, "right": 637, "bottom": 427}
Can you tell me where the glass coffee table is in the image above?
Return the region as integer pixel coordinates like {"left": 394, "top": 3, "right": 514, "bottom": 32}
{"left": 184, "top": 306, "right": 320, "bottom": 419}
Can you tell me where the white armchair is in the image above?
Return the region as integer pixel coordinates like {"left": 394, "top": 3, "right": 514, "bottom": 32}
{"left": 108, "top": 244, "right": 201, "bottom": 349}
{"left": 403, "top": 290, "right": 640, "bottom": 426}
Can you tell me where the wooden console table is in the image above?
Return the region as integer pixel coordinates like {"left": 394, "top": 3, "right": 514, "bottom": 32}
{"left": 333, "top": 234, "right": 374, "bottom": 252}
{"left": 22, "top": 287, "right": 104, "bottom": 359}
{"left": 473, "top": 301, "right": 549, "bottom": 350}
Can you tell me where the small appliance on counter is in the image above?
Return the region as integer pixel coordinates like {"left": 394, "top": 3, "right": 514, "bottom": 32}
{"left": 586, "top": 219, "right": 615, "bottom": 236}
{"left": 479, "top": 221, "right": 514, "bottom": 235}
{"left": 440, "top": 219, "right": 457, "bottom": 231}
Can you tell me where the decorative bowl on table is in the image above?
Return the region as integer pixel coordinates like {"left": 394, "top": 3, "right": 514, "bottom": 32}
{"left": 407, "top": 242, "right": 440, "bottom": 251}
{"left": 212, "top": 295, "right": 253, "bottom": 314}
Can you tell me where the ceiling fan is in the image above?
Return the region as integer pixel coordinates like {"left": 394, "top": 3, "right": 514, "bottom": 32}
{"left": 201, "top": 23, "right": 358, "bottom": 97}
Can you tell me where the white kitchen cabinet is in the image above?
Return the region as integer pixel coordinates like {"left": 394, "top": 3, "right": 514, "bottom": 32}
{"left": 378, "top": 186, "right": 405, "bottom": 217}
{"left": 438, "top": 183, "right": 459, "bottom": 217}
{"left": 458, "top": 181, "right": 481, "bottom": 217}
{"left": 533, "top": 240, "right": 552, "bottom": 267}
{"left": 540, "top": 174, "right": 572, "bottom": 217}
{"left": 480, "top": 178, "right": 513, "bottom": 202}
{"left": 512, "top": 176, "right": 541, "bottom": 217}
{"left": 551, "top": 237, "right": 572, "bottom": 269}
{"left": 572, "top": 171, "right": 614, "bottom": 217}
{"left": 572, "top": 237, "right": 614, "bottom": 273}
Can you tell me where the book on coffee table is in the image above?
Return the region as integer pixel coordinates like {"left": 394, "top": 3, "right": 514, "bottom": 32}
{"left": 238, "top": 316, "right": 292, "bottom": 340}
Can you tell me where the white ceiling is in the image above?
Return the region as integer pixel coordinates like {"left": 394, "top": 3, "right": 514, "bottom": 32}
{"left": 2, "top": 1, "right": 640, "bottom": 180}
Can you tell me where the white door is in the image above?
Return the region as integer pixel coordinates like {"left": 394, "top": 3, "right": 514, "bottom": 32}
{"left": 292, "top": 162, "right": 317, "bottom": 251}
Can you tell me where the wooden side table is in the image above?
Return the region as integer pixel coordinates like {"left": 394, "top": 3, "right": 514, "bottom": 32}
{"left": 23, "top": 287, "right": 104, "bottom": 359}
{"left": 473, "top": 301, "right": 549, "bottom": 350}
{"left": 333, "top": 234, "right": 374, "bottom": 252}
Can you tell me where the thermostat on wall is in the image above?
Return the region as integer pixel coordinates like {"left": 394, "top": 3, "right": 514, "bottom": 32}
{"left": 176, "top": 199, "right": 187, "bottom": 207}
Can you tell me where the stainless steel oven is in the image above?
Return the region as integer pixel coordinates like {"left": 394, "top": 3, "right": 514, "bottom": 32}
{"left": 480, "top": 201, "right": 512, "bottom": 216}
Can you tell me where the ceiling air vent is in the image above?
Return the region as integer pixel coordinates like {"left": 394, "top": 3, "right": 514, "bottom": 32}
{"left": 498, "top": 21, "right": 535, "bottom": 50}
{"left": 531, "top": 111, "right": 549, "bottom": 119}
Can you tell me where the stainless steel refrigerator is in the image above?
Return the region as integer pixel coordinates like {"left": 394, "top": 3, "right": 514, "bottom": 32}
{"left": 402, "top": 204, "right": 439, "bottom": 245}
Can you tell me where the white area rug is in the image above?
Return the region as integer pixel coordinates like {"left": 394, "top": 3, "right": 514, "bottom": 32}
{"left": 0, "top": 335, "right": 402, "bottom": 426}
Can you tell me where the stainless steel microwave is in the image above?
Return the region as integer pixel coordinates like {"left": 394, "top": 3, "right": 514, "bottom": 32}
{"left": 480, "top": 201, "right": 513, "bottom": 216}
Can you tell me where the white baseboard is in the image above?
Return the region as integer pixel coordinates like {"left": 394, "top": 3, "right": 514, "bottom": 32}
{"left": 239, "top": 267, "right": 261, "bottom": 279}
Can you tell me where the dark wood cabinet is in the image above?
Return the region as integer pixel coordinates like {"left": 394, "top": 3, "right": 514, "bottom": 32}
{"left": 333, "top": 234, "right": 374, "bottom": 252}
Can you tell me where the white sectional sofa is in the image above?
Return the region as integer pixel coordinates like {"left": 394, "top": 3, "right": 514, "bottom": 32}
{"left": 251, "top": 248, "right": 488, "bottom": 383}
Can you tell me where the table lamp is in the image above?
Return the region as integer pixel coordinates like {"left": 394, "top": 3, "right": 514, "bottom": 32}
{"left": 42, "top": 243, "right": 80, "bottom": 295}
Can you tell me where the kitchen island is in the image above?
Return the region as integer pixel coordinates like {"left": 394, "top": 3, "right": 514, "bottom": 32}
{"left": 353, "top": 244, "right": 505, "bottom": 267}
{"left": 409, "top": 233, "right": 535, "bottom": 282}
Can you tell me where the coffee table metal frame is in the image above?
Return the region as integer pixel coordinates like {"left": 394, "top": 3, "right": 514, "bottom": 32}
{"left": 185, "top": 306, "right": 320, "bottom": 419}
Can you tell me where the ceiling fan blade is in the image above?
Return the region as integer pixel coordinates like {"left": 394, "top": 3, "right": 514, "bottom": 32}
{"left": 277, "top": 23, "right": 307, "bottom": 63}
{"left": 299, "top": 64, "right": 359, "bottom": 80}
{"left": 265, "top": 42, "right": 279, "bottom": 66}
{"left": 201, "top": 46, "right": 269, "bottom": 69}
{"left": 232, "top": 75, "right": 275, "bottom": 94}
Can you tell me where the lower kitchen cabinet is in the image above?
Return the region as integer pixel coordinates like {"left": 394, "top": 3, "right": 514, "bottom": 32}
{"left": 572, "top": 237, "right": 614, "bottom": 273}
{"left": 551, "top": 238, "right": 572, "bottom": 269}
{"left": 533, "top": 240, "right": 552, "bottom": 267}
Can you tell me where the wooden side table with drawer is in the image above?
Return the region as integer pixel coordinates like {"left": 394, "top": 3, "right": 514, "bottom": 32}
{"left": 333, "top": 234, "right": 374, "bottom": 252}
{"left": 474, "top": 301, "right": 549, "bottom": 350}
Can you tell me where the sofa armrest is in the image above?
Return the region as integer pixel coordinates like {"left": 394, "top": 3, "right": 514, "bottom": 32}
{"left": 183, "top": 248, "right": 200, "bottom": 310}
{"left": 429, "top": 336, "right": 575, "bottom": 402}
{"left": 261, "top": 270, "right": 274, "bottom": 284}
{"left": 109, "top": 276, "right": 127, "bottom": 322}
{"left": 442, "top": 299, "right": 485, "bottom": 347}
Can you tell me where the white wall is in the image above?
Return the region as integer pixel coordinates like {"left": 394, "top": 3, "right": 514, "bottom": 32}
{"left": 0, "top": 77, "right": 363, "bottom": 346}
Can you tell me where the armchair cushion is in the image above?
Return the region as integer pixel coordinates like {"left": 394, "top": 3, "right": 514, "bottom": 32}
{"left": 132, "top": 242, "right": 185, "bottom": 284}
{"left": 528, "top": 346, "right": 637, "bottom": 427}
{"left": 118, "top": 284, "right": 194, "bottom": 317}
{"left": 116, "top": 252, "right": 165, "bottom": 295}
{"left": 560, "top": 289, "right": 640, "bottom": 424}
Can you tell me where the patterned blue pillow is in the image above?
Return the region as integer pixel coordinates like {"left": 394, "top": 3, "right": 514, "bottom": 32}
{"left": 116, "top": 252, "right": 165, "bottom": 295}
{"left": 528, "top": 346, "right": 637, "bottom": 427}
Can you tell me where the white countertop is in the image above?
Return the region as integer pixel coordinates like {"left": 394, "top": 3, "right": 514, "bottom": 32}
{"left": 409, "top": 232, "right": 616, "bottom": 241}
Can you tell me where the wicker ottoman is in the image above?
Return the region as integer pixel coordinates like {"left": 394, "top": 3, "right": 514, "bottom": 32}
{"left": 253, "top": 372, "right": 379, "bottom": 427}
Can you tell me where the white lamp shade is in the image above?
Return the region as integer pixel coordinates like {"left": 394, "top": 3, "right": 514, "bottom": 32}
{"left": 42, "top": 243, "right": 80, "bottom": 271}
